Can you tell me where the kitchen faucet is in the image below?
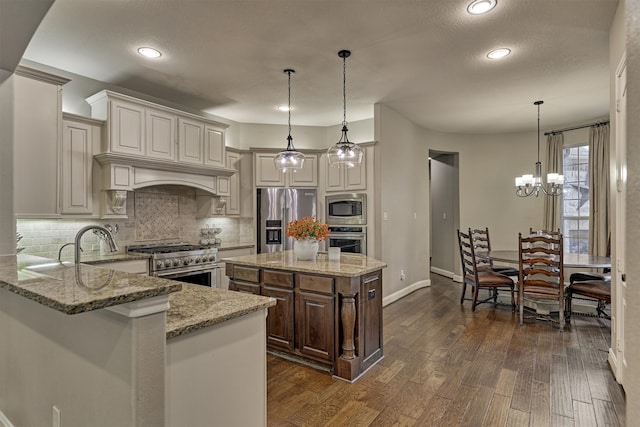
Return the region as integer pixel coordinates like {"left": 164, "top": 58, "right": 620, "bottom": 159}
{"left": 74, "top": 225, "right": 119, "bottom": 264}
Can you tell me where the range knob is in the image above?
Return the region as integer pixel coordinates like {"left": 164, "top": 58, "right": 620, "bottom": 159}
{"left": 155, "top": 260, "right": 164, "bottom": 269}
{"left": 172, "top": 259, "right": 180, "bottom": 267}
{"left": 209, "top": 255, "right": 216, "bottom": 262}
{"left": 194, "top": 256, "right": 201, "bottom": 263}
{"left": 183, "top": 257, "right": 193, "bottom": 266}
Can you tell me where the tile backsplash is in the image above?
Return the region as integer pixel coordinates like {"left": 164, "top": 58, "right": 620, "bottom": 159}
{"left": 17, "top": 186, "right": 254, "bottom": 260}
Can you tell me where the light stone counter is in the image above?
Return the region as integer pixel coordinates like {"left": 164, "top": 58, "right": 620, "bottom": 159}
{"left": 165, "top": 283, "right": 275, "bottom": 339}
{"left": 221, "top": 250, "right": 387, "bottom": 277}
{"left": 0, "top": 254, "right": 181, "bottom": 314}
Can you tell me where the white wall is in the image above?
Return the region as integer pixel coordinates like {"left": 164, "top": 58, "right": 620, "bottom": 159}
{"left": 624, "top": 0, "right": 640, "bottom": 421}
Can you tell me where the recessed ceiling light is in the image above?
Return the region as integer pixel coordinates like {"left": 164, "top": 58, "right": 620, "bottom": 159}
{"left": 467, "top": 0, "right": 497, "bottom": 15}
{"left": 277, "top": 105, "right": 291, "bottom": 112}
{"left": 487, "top": 48, "right": 511, "bottom": 59}
{"left": 137, "top": 47, "right": 162, "bottom": 58}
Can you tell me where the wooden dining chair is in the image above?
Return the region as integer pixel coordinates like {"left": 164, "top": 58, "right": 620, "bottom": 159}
{"left": 458, "top": 229, "right": 515, "bottom": 312}
{"left": 469, "top": 227, "right": 519, "bottom": 277}
{"left": 518, "top": 232, "right": 565, "bottom": 330}
{"left": 529, "top": 227, "right": 562, "bottom": 237}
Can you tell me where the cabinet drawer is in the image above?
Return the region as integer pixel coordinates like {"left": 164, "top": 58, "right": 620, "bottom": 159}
{"left": 298, "top": 274, "right": 334, "bottom": 295}
{"left": 233, "top": 266, "right": 260, "bottom": 283}
{"left": 264, "top": 270, "right": 293, "bottom": 288}
{"left": 230, "top": 280, "right": 261, "bottom": 295}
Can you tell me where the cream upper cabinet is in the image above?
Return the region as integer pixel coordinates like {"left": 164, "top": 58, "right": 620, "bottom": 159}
{"left": 14, "top": 68, "right": 69, "bottom": 218}
{"left": 60, "top": 115, "right": 101, "bottom": 215}
{"left": 254, "top": 152, "right": 318, "bottom": 187}
{"left": 109, "top": 98, "right": 145, "bottom": 156}
{"left": 204, "top": 126, "right": 226, "bottom": 167}
{"left": 178, "top": 117, "right": 205, "bottom": 164}
{"left": 325, "top": 155, "right": 366, "bottom": 192}
{"left": 145, "top": 108, "right": 176, "bottom": 160}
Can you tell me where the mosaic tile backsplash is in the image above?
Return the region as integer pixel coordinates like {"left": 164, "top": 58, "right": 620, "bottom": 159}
{"left": 16, "top": 186, "right": 254, "bottom": 260}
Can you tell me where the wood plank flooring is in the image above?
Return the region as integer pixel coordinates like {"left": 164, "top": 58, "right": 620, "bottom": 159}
{"left": 267, "top": 273, "right": 625, "bottom": 426}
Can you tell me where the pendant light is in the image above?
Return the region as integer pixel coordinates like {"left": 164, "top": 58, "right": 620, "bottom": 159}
{"left": 274, "top": 69, "right": 305, "bottom": 173}
{"left": 327, "top": 50, "right": 364, "bottom": 168}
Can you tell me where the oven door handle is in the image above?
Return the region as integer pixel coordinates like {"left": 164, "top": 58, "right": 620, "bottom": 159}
{"left": 329, "top": 233, "right": 366, "bottom": 239}
{"left": 155, "top": 265, "right": 219, "bottom": 278}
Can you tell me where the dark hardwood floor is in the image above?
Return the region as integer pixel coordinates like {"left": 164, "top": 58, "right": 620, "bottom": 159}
{"left": 267, "top": 273, "right": 625, "bottom": 426}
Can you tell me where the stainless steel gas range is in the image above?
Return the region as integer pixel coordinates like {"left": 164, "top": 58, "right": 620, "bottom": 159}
{"left": 128, "top": 243, "right": 220, "bottom": 287}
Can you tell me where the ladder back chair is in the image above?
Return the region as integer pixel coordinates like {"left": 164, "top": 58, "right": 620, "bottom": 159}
{"left": 469, "top": 227, "right": 519, "bottom": 277}
{"left": 518, "top": 232, "right": 565, "bottom": 330}
{"left": 458, "top": 229, "right": 515, "bottom": 312}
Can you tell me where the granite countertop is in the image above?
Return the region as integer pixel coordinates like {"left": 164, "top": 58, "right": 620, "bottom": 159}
{"left": 165, "top": 283, "right": 275, "bottom": 339}
{"left": 221, "top": 251, "right": 387, "bottom": 277}
{"left": 0, "top": 254, "right": 181, "bottom": 315}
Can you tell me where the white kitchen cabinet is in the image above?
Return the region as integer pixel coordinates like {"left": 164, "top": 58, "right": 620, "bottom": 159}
{"left": 204, "top": 126, "right": 226, "bottom": 167}
{"left": 60, "top": 114, "right": 101, "bottom": 215}
{"left": 145, "top": 108, "right": 176, "bottom": 160}
{"left": 178, "top": 117, "right": 205, "bottom": 164}
{"left": 325, "top": 155, "right": 366, "bottom": 192}
{"left": 14, "top": 68, "right": 69, "bottom": 218}
{"left": 109, "top": 98, "right": 146, "bottom": 156}
{"left": 254, "top": 152, "right": 318, "bottom": 187}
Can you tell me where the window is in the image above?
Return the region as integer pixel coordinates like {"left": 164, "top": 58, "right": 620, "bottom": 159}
{"left": 562, "top": 144, "right": 589, "bottom": 253}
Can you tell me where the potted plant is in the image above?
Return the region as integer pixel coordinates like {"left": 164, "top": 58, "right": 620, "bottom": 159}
{"left": 286, "top": 216, "right": 330, "bottom": 260}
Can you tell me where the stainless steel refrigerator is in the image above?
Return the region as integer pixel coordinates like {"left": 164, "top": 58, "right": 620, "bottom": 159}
{"left": 257, "top": 188, "right": 317, "bottom": 253}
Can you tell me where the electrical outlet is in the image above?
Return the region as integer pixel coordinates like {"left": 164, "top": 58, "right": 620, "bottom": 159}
{"left": 52, "top": 406, "right": 60, "bottom": 427}
{"left": 400, "top": 270, "right": 405, "bottom": 281}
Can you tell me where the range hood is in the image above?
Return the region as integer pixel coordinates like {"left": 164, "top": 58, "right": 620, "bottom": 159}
{"left": 94, "top": 153, "right": 236, "bottom": 217}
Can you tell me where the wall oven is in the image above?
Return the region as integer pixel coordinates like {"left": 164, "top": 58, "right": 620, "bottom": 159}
{"left": 327, "top": 226, "right": 367, "bottom": 255}
{"left": 326, "top": 193, "right": 366, "bottom": 225}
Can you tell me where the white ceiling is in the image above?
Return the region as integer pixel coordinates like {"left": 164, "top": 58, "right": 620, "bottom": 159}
{"left": 23, "top": 0, "right": 619, "bottom": 134}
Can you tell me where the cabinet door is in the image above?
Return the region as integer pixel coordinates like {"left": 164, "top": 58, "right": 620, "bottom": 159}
{"left": 345, "top": 161, "right": 366, "bottom": 191}
{"left": 60, "top": 120, "right": 93, "bottom": 215}
{"left": 361, "top": 272, "right": 382, "bottom": 364}
{"left": 14, "top": 75, "right": 61, "bottom": 218}
{"left": 326, "top": 165, "right": 345, "bottom": 191}
{"left": 295, "top": 291, "right": 335, "bottom": 363}
{"left": 263, "top": 286, "right": 295, "bottom": 351}
{"left": 110, "top": 98, "right": 145, "bottom": 155}
{"left": 146, "top": 108, "right": 176, "bottom": 160}
{"left": 289, "top": 154, "right": 318, "bottom": 187}
{"left": 178, "top": 117, "right": 204, "bottom": 164}
{"left": 204, "top": 126, "right": 225, "bottom": 167}
{"left": 255, "top": 153, "right": 285, "bottom": 187}
{"left": 226, "top": 151, "right": 241, "bottom": 215}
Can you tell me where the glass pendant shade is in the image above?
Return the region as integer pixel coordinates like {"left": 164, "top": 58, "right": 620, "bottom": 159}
{"left": 327, "top": 126, "right": 364, "bottom": 168}
{"left": 275, "top": 69, "right": 305, "bottom": 173}
{"left": 274, "top": 136, "right": 305, "bottom": 172}
{"left": 328, "top": 49, "right": 364, "bottom": 168}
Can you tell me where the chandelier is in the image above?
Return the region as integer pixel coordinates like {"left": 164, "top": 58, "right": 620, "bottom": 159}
{"left": 515, "top": 100, "right": 564, "bottom": 197}
{"left": 327, "top": 50, "right": 364, "bottom": 168}
{"left": 274, "top": 69, "right": 305, "bottom": 173}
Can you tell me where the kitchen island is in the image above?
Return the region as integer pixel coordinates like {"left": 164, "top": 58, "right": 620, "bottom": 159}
{"left": 223, "top": 250, "right": 387, "bottom": 382}
{"left": 0, "top": 254, "right": 274, "bottom": 427}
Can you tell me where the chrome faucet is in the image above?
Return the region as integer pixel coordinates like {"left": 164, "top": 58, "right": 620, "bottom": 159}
{"left": 74, "top": 225, "right": 119, "bottom": 264}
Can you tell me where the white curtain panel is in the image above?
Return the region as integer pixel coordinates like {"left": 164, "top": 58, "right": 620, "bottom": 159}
{"left": 544, "top": 133, "right": 564, "bottom": 231}
{"left": 588, "top": 124, "right": 610, "bottom": 256}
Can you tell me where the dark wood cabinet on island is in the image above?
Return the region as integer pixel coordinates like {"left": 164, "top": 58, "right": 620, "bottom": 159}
{"left": 224, "top": 251, "right": 387, "bottom": 382}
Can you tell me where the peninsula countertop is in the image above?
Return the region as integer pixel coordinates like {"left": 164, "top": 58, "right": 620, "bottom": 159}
{"left": 165, "top": 283, "right": 275, "bottom": 339}
{"left": 0, "top": 254, "right": 181, "bottom": 315}
{"left": 221, "top": 251, "right": 387, "bottom": 277}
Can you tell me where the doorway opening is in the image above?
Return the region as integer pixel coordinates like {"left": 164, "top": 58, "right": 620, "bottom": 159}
{"left": 429, "top": 151, "right": 460, "bottom": 279}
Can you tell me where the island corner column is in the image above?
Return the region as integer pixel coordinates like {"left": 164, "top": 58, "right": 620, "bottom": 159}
{"left": 335, "top": 275, "right": 361, "bottom": 381}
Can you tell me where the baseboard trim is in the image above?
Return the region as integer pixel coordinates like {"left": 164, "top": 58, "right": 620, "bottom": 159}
{"left": 430, "top": 266, "right": 453, "bottom": 279}
{"left": 0, "top": 410, "right": 15, "bottom": 427}
{"left": 383, "top": 280, "right": 431, "bottom": 307}
{"left": 608, "top": 349, "right": 624, "bottom": 385}
{"left": 452, "top": 274, "right": 463, "bottom": 283}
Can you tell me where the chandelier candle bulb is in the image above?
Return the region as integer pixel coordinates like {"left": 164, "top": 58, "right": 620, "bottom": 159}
{"left": 547, "top": 173, "right": 558, "bottom": 184}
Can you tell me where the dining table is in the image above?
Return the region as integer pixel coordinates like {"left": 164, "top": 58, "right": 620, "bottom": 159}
{"left": 481, "top": 250, "right": 611, "bottom": 269}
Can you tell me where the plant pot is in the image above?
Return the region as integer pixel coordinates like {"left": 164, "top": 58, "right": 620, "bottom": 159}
{"left": 294, "top": 239, "right": 319, "bottom": 261}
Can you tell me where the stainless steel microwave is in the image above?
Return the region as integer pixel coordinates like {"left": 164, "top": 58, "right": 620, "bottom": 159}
{"left": 326, "top": 193, "right": 367, "bottom": 225}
